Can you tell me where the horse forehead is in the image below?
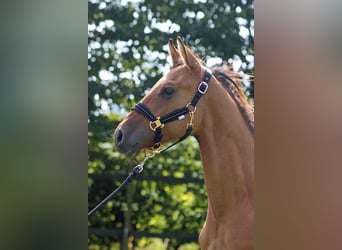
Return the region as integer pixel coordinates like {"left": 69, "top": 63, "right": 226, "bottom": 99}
{"left": 153, "top": 75, "right": 167, "bottom": 88}
{"left": 151, "top": 67, "right": 192, "bottom": 89}
{"left": 145, "top": 76, "right": 166, "bottom": 96}
{"left": 165, "top": 67, "right": 192, "bottom": 85}
{"left": 152, "top": 72, "right": 178, "bottom": 87}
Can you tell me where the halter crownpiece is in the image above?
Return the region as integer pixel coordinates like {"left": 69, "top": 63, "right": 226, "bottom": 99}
{"left": 132, "top": 69, "right": 212, "bottom": 150}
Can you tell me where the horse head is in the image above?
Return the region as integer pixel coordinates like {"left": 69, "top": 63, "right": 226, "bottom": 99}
{"left": 114, "top": 37, "right": 208, "bottom": 156}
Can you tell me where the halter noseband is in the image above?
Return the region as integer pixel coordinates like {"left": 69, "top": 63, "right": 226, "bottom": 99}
{"left": 132, "top": 69, "right": 212, "bottom": 150}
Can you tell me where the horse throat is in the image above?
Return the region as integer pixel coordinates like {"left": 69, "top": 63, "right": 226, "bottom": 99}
{"left": 196, "top": 82, "right": 254, "bottom": 227}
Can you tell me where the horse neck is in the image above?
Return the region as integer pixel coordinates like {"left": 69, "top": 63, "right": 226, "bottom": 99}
{"left": 196, "top": 78, "right": 254, "bottom": 220}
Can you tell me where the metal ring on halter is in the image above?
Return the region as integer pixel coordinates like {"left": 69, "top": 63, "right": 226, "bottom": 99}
{"left": 186, "top": 103, "right": 197, "bottom": 113}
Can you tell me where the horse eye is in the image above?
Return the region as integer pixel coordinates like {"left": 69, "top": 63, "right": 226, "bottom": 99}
{"left": 162, "top": 87, "right": 175, "bottom": 96}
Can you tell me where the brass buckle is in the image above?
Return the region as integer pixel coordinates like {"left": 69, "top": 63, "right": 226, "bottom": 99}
{"left": 149, "top": 117, "right": 164, "bottom": 131}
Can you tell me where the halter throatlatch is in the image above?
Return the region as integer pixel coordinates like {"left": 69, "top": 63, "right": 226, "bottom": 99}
{"left": 132, "top": 69, "right": 212, "bottom": 150}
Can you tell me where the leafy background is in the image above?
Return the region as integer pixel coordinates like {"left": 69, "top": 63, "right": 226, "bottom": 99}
{"left": 88, "top": 0, "right": 254, "bottom": 249}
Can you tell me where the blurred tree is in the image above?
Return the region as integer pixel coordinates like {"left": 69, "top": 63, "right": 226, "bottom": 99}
{"left": 88, "top": 0, "right": 253, "bottom": 249}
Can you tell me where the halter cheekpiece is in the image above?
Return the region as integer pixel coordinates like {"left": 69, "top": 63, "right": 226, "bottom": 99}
{"left": 132, "top": 69, "right": 212, "bottom": 150}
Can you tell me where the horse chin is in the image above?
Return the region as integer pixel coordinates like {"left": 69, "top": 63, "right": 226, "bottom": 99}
{"left": 121, "top": 142, "right": 142, "bottom": 158}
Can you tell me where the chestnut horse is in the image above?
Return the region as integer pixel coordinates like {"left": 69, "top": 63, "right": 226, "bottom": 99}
{"left": 114, "top": 37, "right": 254, "bottom": 250}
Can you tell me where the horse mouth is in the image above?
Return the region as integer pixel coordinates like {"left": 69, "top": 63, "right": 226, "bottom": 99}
{"left": 123, "top": 142, "right": 142, "bottom": 157}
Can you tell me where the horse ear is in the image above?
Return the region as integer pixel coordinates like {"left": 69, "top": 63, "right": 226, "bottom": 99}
{"left": 176, "top": 36, "right": 200, "bottom": 71}
{"left": 168, "top": 39, "right": 182, "bottom": 67}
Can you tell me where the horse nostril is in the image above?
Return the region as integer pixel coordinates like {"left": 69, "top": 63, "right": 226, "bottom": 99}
{"left": 115, "top": 129, "right": 123, "bottom": 145}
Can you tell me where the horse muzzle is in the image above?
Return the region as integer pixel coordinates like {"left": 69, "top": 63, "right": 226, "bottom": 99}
{"left": 114, "top": 127, "right": 140, "bottom": 156}
{"left": 114, "top": 112, "right": 155, "bottom": 156}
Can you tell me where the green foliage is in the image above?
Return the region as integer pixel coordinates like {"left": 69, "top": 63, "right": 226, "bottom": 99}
{"left": 88, "top": 0, "right": 254, "bottom": 249}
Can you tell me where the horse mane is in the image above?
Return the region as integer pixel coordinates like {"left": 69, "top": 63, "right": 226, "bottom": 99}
{"left": 174, "top": 45, "right": 254, "bottom": 134}
{"left": 211, "top": 66, "right": 254, "bottom": 134}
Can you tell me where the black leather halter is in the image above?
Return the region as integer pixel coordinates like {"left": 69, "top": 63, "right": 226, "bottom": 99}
{"left": 132, "top": 70, "right": 212, "bottom": 150}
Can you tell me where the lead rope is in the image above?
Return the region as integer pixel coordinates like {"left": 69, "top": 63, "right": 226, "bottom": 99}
{"left": 88, "top": 111, "right": 195, "bottom": 218}
{"left": 88, "top": 151, "right": 156, "bottom": 218}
